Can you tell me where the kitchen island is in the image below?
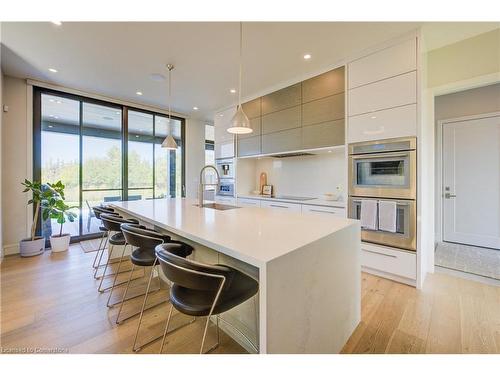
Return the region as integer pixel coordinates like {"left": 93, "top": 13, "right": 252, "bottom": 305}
{"left": 110, "top": 198, "right": 360, "bottom": 354}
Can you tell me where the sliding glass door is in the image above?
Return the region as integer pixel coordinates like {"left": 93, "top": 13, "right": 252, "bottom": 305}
{"left": 34, "top": 87, "right": 185, "bottom": 242}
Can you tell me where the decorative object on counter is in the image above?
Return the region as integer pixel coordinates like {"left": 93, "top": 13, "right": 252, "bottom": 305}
{"left": 227, "top": 22, "right": 253, "bottom": 135}
{"left": 161, "top": 64, "right": 178, "bottom": 150}
{"left": 19, "top": 179, "right": 49, "bottom": 257}
{"left": 259, "top": 172, "right": 267, "bottom": 194}
{"left": 42, "top": 180, "right": 77, "bottom": 253}
{"left": 324, "top": 186, "right": 343, "bottom": 201}
{"left": 262, "top": 185, "right": 273, "bottom": 196}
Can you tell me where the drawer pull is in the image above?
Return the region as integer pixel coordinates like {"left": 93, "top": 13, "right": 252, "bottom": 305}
{"left": 270, "top": 204, "right": 288, "bottom": 209}
{"left": 310, "top": 209, "right": 336, "bottom": 214}
{"left": 362, "top": 249, "right": 397, "bottom": 258}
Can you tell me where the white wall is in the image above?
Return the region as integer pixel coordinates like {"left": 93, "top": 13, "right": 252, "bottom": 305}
{"left": 184, "top": 119, "right": 206, "bottom": 199}
{"left": 237, "top": 149, "right": 346, "bottom": 200}
{"left": 2, "top": 76, "right": 29, "bottom": 255}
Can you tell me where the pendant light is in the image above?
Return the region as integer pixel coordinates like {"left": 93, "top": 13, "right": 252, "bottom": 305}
{"left": 161, "top": 64, "right": 178, "bottom": 149}
{"left": 227, "top": 22, "right": 252, "bottom": 135}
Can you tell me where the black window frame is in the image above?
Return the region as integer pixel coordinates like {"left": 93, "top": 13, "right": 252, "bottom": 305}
{"left": 33, "top": 86, "right": 186, "bottom": 243}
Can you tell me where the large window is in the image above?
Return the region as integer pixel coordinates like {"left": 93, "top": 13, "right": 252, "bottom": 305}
{"left": 34, "top": 88, "right": 185, "bottom": 241}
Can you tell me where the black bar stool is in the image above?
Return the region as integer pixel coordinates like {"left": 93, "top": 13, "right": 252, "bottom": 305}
{"left": 91, "top": 206, "right": 118, "bottom": 277}
{"left": 97, "top": 213, "right": 140, "bottom": 293}
{"left": 155, "top": 243, "right": 259, "bottom": 354}
{"left": 117, "top": 224, "right": 194, "bottom": 352}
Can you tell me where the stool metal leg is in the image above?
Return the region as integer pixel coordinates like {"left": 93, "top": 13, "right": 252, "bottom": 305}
{"left": 159, "top": 305, "right": 174, "bottom": 354}
{"left": 115, "top": 264, "right": 135, "bottom": 324}
{"left": 132, "top": 260, "right": 158, "bottom": 349}
{"left": 93, "top": 236, "right": 109, "bottom": 279}
{"left": 98, "top": 241, "right": 115, "bottom": 292}
{"left": 92, "top": 231, "right": 106, "bottom": 269}
{"left": 106, "top": 243, "right": 129, "bottom": 307}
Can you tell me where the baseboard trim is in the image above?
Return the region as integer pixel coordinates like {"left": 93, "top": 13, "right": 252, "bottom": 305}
{"left": 362, "top": 266, "right": 417, "bottom": 287}
{"left": 3, "top": 243, "right": 20, "bottom": 256}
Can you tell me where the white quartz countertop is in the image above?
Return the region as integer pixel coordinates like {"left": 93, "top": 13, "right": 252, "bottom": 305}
{"left": 110, "top": 198, "right": 357, "bottom": 267}
{"left": 237, "top": 194, "right": 346, "bottom": 208}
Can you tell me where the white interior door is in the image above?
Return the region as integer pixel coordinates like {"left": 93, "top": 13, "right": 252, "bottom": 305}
{"left": 442, "top": 115, "right": 500, "bottom": 249}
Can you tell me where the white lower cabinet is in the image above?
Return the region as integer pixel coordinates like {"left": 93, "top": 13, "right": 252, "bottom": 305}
{"left": 214, "top": 196, "right": 236, "bottom": 205}
{"left": 237, "top": 198, "right": 261, "bottom": 207}
{"left": 361, "top": 242, "right": 416, "bottom": 282}
{"left": 302, "top": 204, "right": 345, "bottom": 218}
{"left": 260, "top": 200, "right": 302, "bottom": 212}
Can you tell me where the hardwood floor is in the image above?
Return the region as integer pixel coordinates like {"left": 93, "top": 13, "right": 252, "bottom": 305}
{"left": 1, "top": 244, "right": 499, "bottom": 354}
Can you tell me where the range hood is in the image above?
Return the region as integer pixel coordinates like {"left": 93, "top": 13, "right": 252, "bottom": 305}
{"left": 237, "top": 145, "right": 345, "bottom": 159}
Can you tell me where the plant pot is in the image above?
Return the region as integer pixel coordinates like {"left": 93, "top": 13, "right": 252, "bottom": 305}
{"left": 50, "top": 234, "right": 71, "bottom": 253}
{"left": 19, "top": 237, "right": 45, "bottom": 257}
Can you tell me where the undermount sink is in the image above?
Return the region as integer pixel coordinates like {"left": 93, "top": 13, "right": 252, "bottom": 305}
{"left": 194, "top": 203, "right": 240, "bottom": 211}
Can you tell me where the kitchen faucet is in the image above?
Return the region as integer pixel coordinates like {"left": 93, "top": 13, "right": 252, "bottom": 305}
{"left": 198, "top": 165, "right": 220, "bottom": 207}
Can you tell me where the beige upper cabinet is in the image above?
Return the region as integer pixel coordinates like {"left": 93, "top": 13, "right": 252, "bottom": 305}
{"left": 302, "top": 66, "right": 345, "bottom": 103}
{"left": 261, "top": 83, "right": 301, "bottom": 115}
{"left": 348, "top": 38, "right": 417, "bottom": 89}
{"left": 302, "top": 93, "right": 345, "bottom": 127}
{"left": 241, "top": 98, "right": 261, "bottom": 119}
{"left": 262, "top": 106, "right": 301, "bottom": 134}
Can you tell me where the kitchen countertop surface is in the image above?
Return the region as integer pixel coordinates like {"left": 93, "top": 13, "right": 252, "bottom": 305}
{"left": 237, "top": 194, "right": 346, "bottom": 208}
{"left": 110, "top": 198, "right": 357, "bottom": 267}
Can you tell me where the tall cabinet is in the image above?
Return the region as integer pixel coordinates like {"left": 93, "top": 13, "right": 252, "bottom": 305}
{"left": 346, "top": 36, "right": 422, "bottom": 287}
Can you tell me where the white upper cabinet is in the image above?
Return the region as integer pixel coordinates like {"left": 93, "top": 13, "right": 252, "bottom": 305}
{"left": 348, "top": 38, "right": 417, "bottom": 89}
{"left": 348, "top": 71, "right": 417, "bottom": 116}
{"left": 348, "top": 104, "right": 417, "bottom": 143}
{"left": 214, "top": 106, "right": 236, "bottom": 144}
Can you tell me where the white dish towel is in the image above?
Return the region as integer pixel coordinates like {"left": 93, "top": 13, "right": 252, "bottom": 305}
{"left": 378, "top": 200, "right": 397, "bottom": 233}
{"left": 360, "top": 199, "right": 378, "bottom": 230}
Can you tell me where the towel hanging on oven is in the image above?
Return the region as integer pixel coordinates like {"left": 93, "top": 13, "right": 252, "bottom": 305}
{"left": 360, "top": 199, "right": 378, "bottom": 230}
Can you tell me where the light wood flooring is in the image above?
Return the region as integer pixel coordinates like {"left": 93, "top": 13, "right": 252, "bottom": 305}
{"left": 1, "top": 244, "right": 499, "bottom": 354}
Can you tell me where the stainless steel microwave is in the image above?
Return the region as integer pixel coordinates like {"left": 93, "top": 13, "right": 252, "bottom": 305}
{"left": 348, "top": 137, "right": 416, "bottom": 200}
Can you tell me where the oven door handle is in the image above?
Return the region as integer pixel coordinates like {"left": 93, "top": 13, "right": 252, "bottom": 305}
{"left": 351, "top": 199, "right": 410, "bottom": 206}
{"left": 350, "top": 151, "right": 412, "bottom": 159}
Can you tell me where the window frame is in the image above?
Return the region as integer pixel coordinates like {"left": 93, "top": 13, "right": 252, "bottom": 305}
{"left": 33, "top": 86, "right": 186, "bottom": 243}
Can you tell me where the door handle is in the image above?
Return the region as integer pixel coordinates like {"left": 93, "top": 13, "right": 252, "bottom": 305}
{"left": 444, "top": 193, "right": 456, "bottom": 199}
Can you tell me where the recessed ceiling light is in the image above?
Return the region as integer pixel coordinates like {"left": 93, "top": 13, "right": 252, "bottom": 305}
{"left": 48, "top": 125, "right": 53, "bottom": 128}
{"left": 49, "top": 115, "right": 54, "bottom": 117}
{"left": 116, "top": 111, "right": 120, "bottom": 115}
{"left": 49, "top": 99, "right": 55, "bottom": 103}
{"left": 56, "top": 100, "right": 62, "bottom": 104}
{"left": 54, "top": 116, "right": 59, "bottom": 119}
{"left": 370, "top": 116, "right": 377, "bottom": 119}
{"left": 328, "top": 150, "right": 332, "bottom": 153}
{"left": 303, "top": 54, "right": 312, "bottom": 60}
{"left": 136, "top": 91, "right": 143, "bottom": 96}
{"left": 51, "top": 21, "right": 62, "bottom": 26}
{"left": 48, "top": 68, "right": 58, "bottom": 73}
{"left": 193, "top": 107, "right": 199, "bottom": 111}
{"left": 219, "top": 114, "right": 224, "bottom": 117}
{"left": 135, "top": 135, "right": 140, "bottom": 138}
{"left": 230, "top": 89, "right": 236, "bottom": 94}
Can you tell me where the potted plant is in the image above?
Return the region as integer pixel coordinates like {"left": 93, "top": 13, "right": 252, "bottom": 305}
{"left": 20, "top": 179, "right": 50, "bottom": 257}
{"left": 42, "top": 181, "right": 77, "bottom": 253}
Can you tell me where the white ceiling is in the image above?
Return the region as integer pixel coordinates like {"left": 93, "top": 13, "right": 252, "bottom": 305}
{"left": 2, "top": 22, "right": 498, "bottom": 122}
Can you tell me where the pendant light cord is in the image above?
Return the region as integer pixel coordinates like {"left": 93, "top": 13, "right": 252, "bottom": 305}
{"left": 168, "top": 66, "right": 172, "bottom": 124}
{"left": 238, "top": 22, "right": 242, "bottom": 108}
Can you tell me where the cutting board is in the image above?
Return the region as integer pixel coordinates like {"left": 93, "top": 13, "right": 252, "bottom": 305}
{"left": 259, "top": 172, "right": 267, "bottom": 194}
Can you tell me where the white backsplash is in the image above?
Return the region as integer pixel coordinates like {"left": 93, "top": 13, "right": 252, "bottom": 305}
{"left": 252, "top": 149, "right": 346, "bottom": 200}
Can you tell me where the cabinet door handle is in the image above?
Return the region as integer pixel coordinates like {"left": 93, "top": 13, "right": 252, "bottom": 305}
{"left": 270, "top": 204, "right": 288, "bottom": 209}
{"left": 362, "top": 249, "right": 397, "bottom": 258}
{"left": 310, "top": 209, "right": 336, "bottom": 214}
